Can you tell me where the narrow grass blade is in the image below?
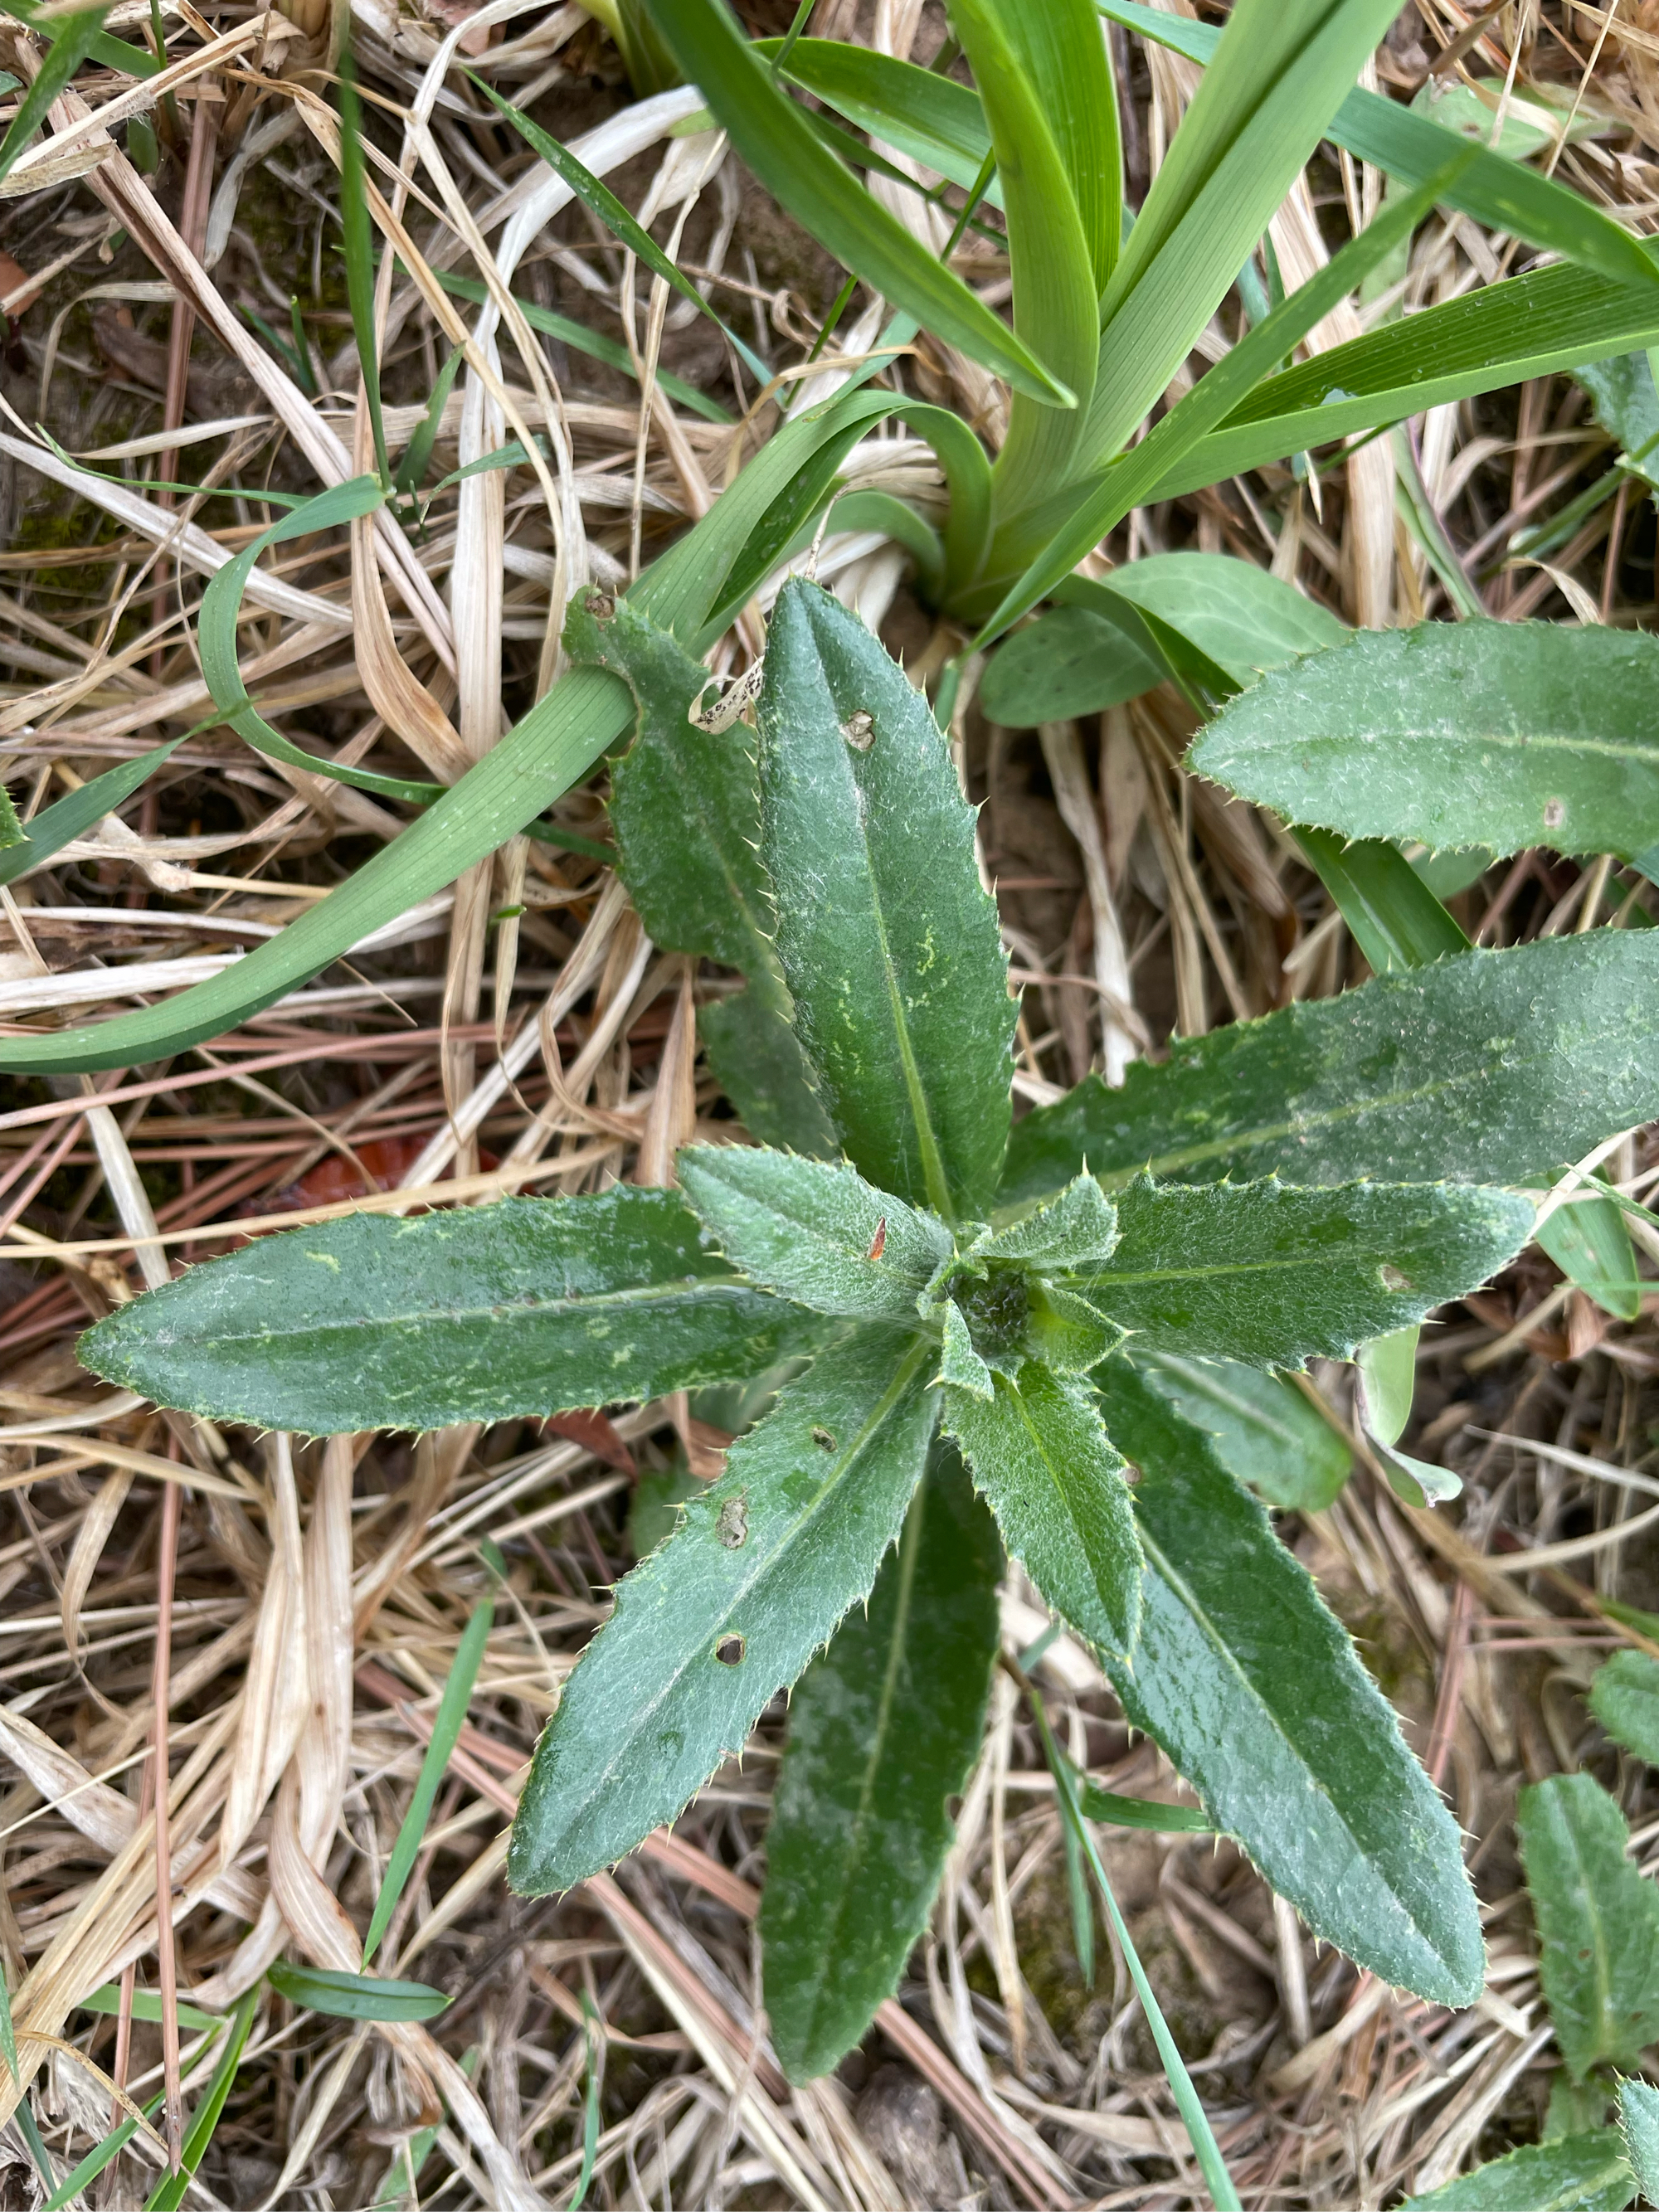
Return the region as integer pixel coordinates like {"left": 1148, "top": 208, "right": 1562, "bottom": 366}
{"left": 265, "top": 1964, "right": 449, "bottom": 2023}
{"left": 77, "top": 1986, "right": 221, "bottom": 2033}
{"left": 363, "top": 1597, "right": 494, "bottom": 1962}
{"left": 1078, "top": 1782, "right": 1214, "bottom": 1832}
{"left": 571, "top": 1998, "right": 601, "bottom": 2210}
{"left": 0, "top": 741, "right": 182, "bottom": 888}
{"left": 338, "top": 43, "right": 389, "bottom": 489}
{"left": 1030, "top": 1692, "right": 1241, "bottom": 2210}
{"left": 1292, "top": 829, "right": 1471, "bottom": 975}
{"left": 142, "top": 1988, "right": 257, "bottom": 2212}
{"left": 394, "top": 343, "right": 465, "bottom": 496}
{"left": 0, "top": 7, "right": 108, "bottom": 187}
{"left": 637, "top": 0, "right": 1074, "bottom": 403}
{"left": 370, "top": 2047, "right": 478, "bottom": 2210}
{"left": 0, "top": 0, "right": 153, "bottom": 78}
{"left": 435, "top": 273, "right": 732, "bottom": 422}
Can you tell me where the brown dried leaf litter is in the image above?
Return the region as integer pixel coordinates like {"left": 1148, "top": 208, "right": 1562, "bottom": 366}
{"left": 3, "top": 0, "right": 1659, "bottom": 2204}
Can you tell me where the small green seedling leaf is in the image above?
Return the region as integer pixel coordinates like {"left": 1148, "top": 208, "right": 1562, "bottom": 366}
{"left": 1399, "top": 2132, "right": 1634, "bottom": 2211}
{"left": 1089, "top": 1363, "right": 1485, "bottom": 2005}
{"left": 1619, "top": 2078, "right": 1659, "bottom": 2204}
{"left": 1190, "top": 622, "right": 1659, "bottom": 864}
{"left": 77, "top": 1984, "right": 221, "bottom": 2033}
{"left": 1356, "top": 1325, "right": 1418, "bottom": 1447}
{"left": 266, "top": 1963, "right": 449, "bottom": 2022}
{"left": 939, "top": 1298, "right": 994, "bottom": 1398}
{"left": 980, "top": 602, "right": 1165, "bottom": 726}
{"left": 1078, "top": 1782, "right": 1213, "bottom": 1832}
{"left": 1590, "top": 1650, "right": 1659, "bottom": 1766}
{"left": 945, "top": 1362, "right": 1142, "bottom": 1655}
{"left": 1129, "top": 1350, "right": 1350, "bottom": 1514}
{"left": 1000, "top": 933, "right": 1659, "bottom": 1209}
{"left": 1539, "top": 1187, "right": 1644, "bottom": 1323}
{"left": 976, "top": 1174, "right": 1119, "bottom": 1272}
{"left": 363, "top": 1597, "right": 494, "bottom": 1963}
{"left": 1518, "top": 1772, "right": 1659, "bottom": 2079}
{"left": 761, "top": 1450, "right": 1000, "bottom": 2081}
{"left": 81, "top": 1189, "right": 832, "bottom": 1434}
{"left": 509, "top": 1328, "right": 939, "bottom": 1891}
{"left": 1068, "top": 1175, "right": 1533, "bottom": 1369}
{"left": 758, "top": 579, "right": 1014, "bottom": 1222}
{"left": 678, "top": 1147, "right": 951, "bottom": 1320}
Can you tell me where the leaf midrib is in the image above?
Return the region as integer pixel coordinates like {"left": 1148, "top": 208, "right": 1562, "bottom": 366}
{"left": 1219, "top": 727, "right": 1659, "bottom": 767}
{"left": 557, "top": 1335, "right": 936, "bottom": 1835}
{"left": 173, "top": 1276, "right": 769, "bottom": 1349}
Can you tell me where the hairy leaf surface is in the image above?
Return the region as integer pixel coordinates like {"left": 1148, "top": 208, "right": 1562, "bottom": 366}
{"left": 1069, "top": 1177, "right": 1532, "bottom": 1367}
{"left": 509, "top": 1329, "right": 938, "bottom": 1891}
{"left": 758, "top": 579, "right": 1014, "bottom": 1220}
{"left": 945, "top": 1363, "right": 1141, "bottom": 1653}
{"left": 1129, "top": 1350, "right": 1350, "bottom": 1512}
{"left": 761, "top": 1451, "right": 1000, "bottom": 2082}
{"left": 82, "top": 1190, "right": 830, "bottom": 1434}
{"left": 1089, "top": 1362, "right": 1485, "bottom": 2005}
{"left": 1000, "top": 934, "right": 1659, "bottom": 1208}
{"left": 1190, "top": 622, "right": 1659, "bottom": 863}
{"left": 678, "top": 1147, "right": 950, "bottom": 1320}
{"left": 1588, "top": 1650, "right": 1659, "bottom": 1766}
{"left": 1518, "top": 1773, "right": 1659, "bottom": 2079}
{"left": 1619, "top": 2080, "right": 1659, "bottom": 2204}
{"left": 564, "top": 589, "right": 833, "bottom": 1156}
{"left": 1399, "top": 2134, "right": 1633, "bottom": 2212}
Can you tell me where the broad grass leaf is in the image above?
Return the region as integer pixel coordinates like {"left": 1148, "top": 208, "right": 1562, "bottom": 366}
{"left": 1068, "top": 1176, "right": 1533, "bottom": 1368}
{"left": 81, "top": 1189, "right": 832, "bottom": 1434}
{"left": 678, "top": 1147, "right": 951, "bottom": 1320}
{"left": 1190, "top": 623, "right": 1659, "bottom": 863}
{"left": 1000, "top": 933, "right": 1659, "bottom": 1209}
{"left": 758, "top": 579, "right": 1014, "bottom": 1222}
{"left": 638, "top": 0, "right": 1073, "bottom": 403}
{"left": 508, "top": 1328, "right": 938, "bottom": 1890}
{"left": 563, "top": 587, "right": 833, "bottom": 1155}
{"left": 761, "top": 1450, "right": 1000, "bottom": 2082}
{"left": 1292, "top": 829, "right": 1470, "bottom": 975}
{"left": 1589, "top": 1650, "right": 1659, "bottom": 1765}
{"left": 1619, "top": 2080, "right": 1659, "bottom": 2204}
{"left": 1537, "top": 1188, "right": 1643, "bottom": 1322}
{"left": 1129, "top": 1349, "right": 1350, "bottom": 1512}
{"left": 944, "top": 1362, "right": 1142, "bottom": 1653}
{"left": 1090, "top": 1362, "right": 1485, "bottom": 2005}
{"left": 1399, "top": 2133, "right": 1633, "bottom": 2211}
{"left": 1518, "top": 1773, "right": 1659, "bottom": 2079}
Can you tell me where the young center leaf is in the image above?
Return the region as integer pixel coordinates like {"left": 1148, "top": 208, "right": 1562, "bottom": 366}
{"left": 1065, "top": 1175, "right": 1534, "bottom": 1368}
{"left": 1189, "top": 622, "right": 1659, "bottom": 863}
{"left": 761, "top": 1448, "right": 1000, "bottom": 2082}
{"left": 508, "top": 1326, "right": 939, "bottom": 1892}
{"left": 563, "top": 588, "right": 834, "bottom": 1156}
{"left": 1400, "top": 2133, "right": 1635, "bottom": 2212}
{"left": 1518, "top": 1773, "right": 1659, "bottom": 2079}
{"left": 81, "top": 1189, "right": 832, "bottom": 1434}
{"left": 1129, "top": 1350, "right": 1350, "bottom": 1514}
{"left": 944, "top": 1361, "right": 1142, "bottom": 1654}
{"left": 1589, "top": 1650, "right": 1659, "bottom": 1765}
{"left": 757, "top": 577, "right": 1015, "bottom": 1223}
{"left": 678, "top": 1146, "right": 952, "bottom": 1320}
{"left": 1088, "top": 1361, "right": 1485, "bottom": 2005}
{"left": 1000, "top": 931, "right": 1659, "bottom": 1208}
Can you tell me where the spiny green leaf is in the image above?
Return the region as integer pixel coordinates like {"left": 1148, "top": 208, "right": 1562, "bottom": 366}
{"left": 1089, "top": 1361, "right": 1485, "bottom": 2005}
{"left": 508, "top": 1328, "right": 938, "bottom": 1891}
{"left": 1000, "top": 933, "right": 1659, "bottom": 1210}
{"left": 945, "top": 1362, "right": 1141, "bottom": 1654}
{"left": 939, "top": 1299, "right": 995, "bottom": 1398}
{"left": 1577, "top": 351, "right": 1659, "bottom": 492}
{"left": 1518, "top": 1773, "right": 1659, "bottom": 2080}
{"left": 1400, "top": 2132, "right": 1633, "bottom": 2212}
{"left": 1618, "top": 2079, "right": 1659, "bottom": 2204}
{"left": 562, "top": 586, "right": 833, "bottom": 1155}
{"left": 266, "top": 1964, "right": 448, "bottom": 2021}
{"left": 678, "top": 1146, "right": 951, "bottom": 1320}
{"left": 761, "top": 1449, "right": 1000, "bottom": 2082}
{"left": 638, "top": 0, "right": 1075, "bottom": 404}
{"left": 1538, "top": 1187, "right": 1644, "bottom": 1323}
{"left": 1589, "top": 1650, "right": 1659, "bottom": 1766}
{"left": 81, "top": 1189, "right": 830, "bottom": 1434}
{"left": 758, "top": 578, "right": 1014, "bottom": 1223}
{"left": 1129, "top": 1350, "right": 1350, "bottom": 1514}
{"left": 1068, "top": 1175, "right": 1533, "bottom": 1369}
{"left": 975, "top": 1172, "right": 1119, "bottom": 1272}
{"left": 1190, "top": 622, "right": 1659, "bottom": 864}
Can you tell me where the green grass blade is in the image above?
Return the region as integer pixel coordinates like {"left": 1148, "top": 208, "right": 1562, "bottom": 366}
{"left": 265, "top": 1965, "right": 448, "bottom": 2023}
{"left": 1101, "top": 0, "right": 1659, "bottom": 292}
{"left": 571, "top": 1999, "right": 601, "bottom": 2210}
{"left": 0, "top": 6, "right": 108, "bottom": 187}
{"left": 0, "top": 742, "right": 182, "bottom": 888}
{"left": 1078, "top": 1782, "right": 1214, "bottom": 1831}
{"left": 41, "top": 2103, "right": 153, "bottom": 2212}
{"left": 338, "top": 43, "right": 390, "bottom": 490}
{"left": 0, "top": 0, "right": 153, "bottom": 76}
{"left": 1031, "top": 1694, "right": 1241, "bottom": 2210}
{"left": 77, "top": 1986, "right": 221, "bottom": 2034}
{"left": 1292, "top": 829, "right": 1471, "bottom": 974}
{"left": 141, "top": 1988, "right": 257, "bottom": 2212}
{"left": 363, "top": 1597, "right": 494, "bottom": 1963}
{"left": 636, "top": 0, "right": 1074, "bottom": 404}
{"left": 393, "top": 344, "right": 465, "bottom": 496}
{"left": 435, "top": 273, "right": 732, "bottom": 422}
